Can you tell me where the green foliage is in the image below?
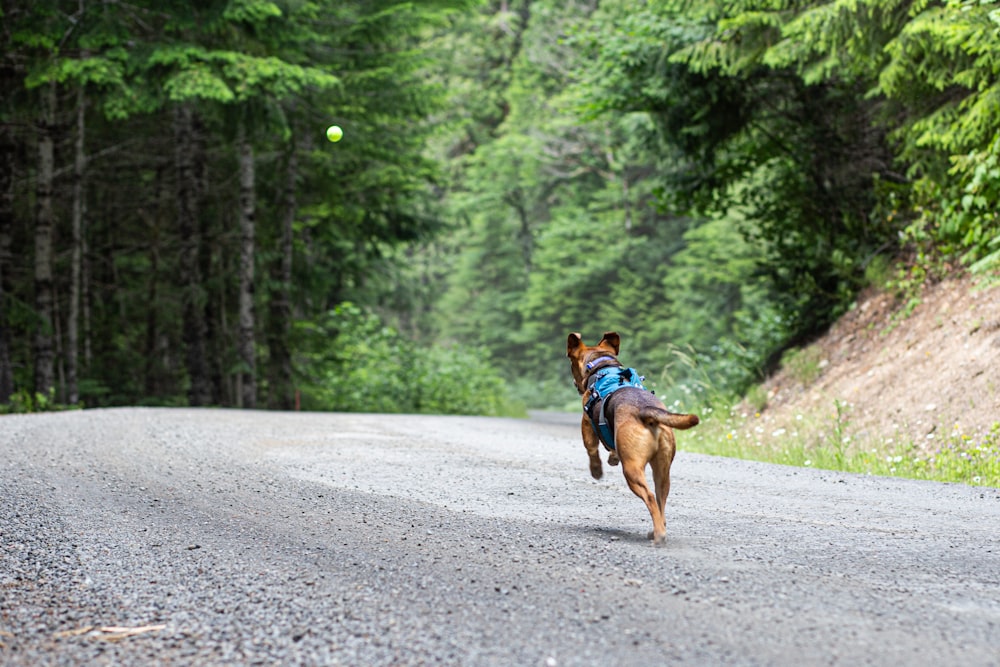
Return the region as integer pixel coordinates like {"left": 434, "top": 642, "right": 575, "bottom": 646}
{"left": 224, "top": 0, "right": 283, "bottom": 24}
{"left": 685, "top": 0, "right": 1000, "bottom": 285}
{"left": 298, "top": 304, "right": 525, "bottom": 416}
{"left": 428, "top": 0, "right": 804, "bottom": 408}
{"left": 0, "top": 389, "right": 78, "bottom": 414}
{"left": 652, "top": 293, "right": 790, "bottom": 412}
{"left": 0, "top": 0, "right": 486, "bottom": 412}
{"left": 569, "top": 0, "right": 899, "bottom": 351}
{"left": 881, "top": 0, "right": 1000, "bottom": 157}
{"left": 4, "top": 0, "right": 999, "bottom": 419}
{"left": 654, "top": 212, "right": 792, "bottom": 399}
{"left": 903, "top": 133, "right": 1000, "bottom": 276}
{"left": 863, "top": 253, "right": 894, "bottom": 288}
{"left": 146, "top": 47, "right": 338, "bottom": 103}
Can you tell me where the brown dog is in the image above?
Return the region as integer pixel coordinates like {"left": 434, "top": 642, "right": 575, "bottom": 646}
{"left": 567, "top": 331, "right": 699, "bottom": 545}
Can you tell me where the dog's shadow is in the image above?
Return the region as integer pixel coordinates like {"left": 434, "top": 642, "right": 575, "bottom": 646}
{"left": 575, "top": 525, "right": 651, "bottom": 544}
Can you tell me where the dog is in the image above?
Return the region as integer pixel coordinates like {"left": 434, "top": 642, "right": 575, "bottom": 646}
{"left": 567, "top": 331, "right": 699, "bottom": 545}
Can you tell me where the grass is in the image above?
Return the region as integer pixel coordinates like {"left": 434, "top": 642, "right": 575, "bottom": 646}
{"left": 682, "top": 402, "right": 1000, "bottom": 489}
{"left": 780, "top": 345, "right": 825, "bottom": 386}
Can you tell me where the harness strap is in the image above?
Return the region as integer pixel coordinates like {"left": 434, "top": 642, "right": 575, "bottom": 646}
{"left": 585, "top": 355, "right": 617, "bottom": 371}
{"left": 597, "top": 396, "right": 614, "bottom": 449}
{"left": 585, "top": 391, "right": 615, "bottom": 451}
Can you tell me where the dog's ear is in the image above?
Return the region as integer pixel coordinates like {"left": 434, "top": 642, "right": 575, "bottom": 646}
{"left": 599, "top": 331, "right": 621, "bottom": 355}
{"left": 566, "top": 332, "right": 583, "bottom": 357}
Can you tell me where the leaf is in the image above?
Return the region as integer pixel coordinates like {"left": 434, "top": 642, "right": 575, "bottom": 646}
{"left": 223, "top": 0, "right": 283, "bottom": 23}
{"left": 163, "top": 68, "right": 235, "bottom": 102}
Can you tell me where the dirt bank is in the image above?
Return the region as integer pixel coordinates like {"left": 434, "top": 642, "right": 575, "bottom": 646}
{"left": 744, "top": 276, "right": 1000, "bottom": 451}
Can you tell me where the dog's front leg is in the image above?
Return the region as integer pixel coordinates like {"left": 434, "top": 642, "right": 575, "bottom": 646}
{"left": 581, "top": 416, "right": 604, "bottom": 480}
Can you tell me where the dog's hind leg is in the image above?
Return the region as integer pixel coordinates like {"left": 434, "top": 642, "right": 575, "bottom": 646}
{"left": 581, "top": 416, "right": 604, "bottom": 480}
{"left": 650, "top": 442, "right": 675, "bottom": 541}
{"left": 622, "top": 460, "right": 665, "bottom": 545}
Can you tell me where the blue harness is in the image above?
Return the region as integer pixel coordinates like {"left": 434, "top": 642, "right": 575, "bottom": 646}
{"left": 583, "top": 359, "right": 647, "bottom": 451}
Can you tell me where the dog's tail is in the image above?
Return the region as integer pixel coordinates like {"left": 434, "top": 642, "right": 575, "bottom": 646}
{"left": 640, "top": 408, "right": 700, "bottom": 431}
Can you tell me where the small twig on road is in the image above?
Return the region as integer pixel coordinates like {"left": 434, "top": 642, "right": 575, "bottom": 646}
{"left": 51, "top": 624, "right": 166, "bottom": 642}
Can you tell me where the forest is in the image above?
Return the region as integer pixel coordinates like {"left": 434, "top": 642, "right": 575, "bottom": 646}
{"left": 1, "top": 0, "right": 998, "bottom": 416}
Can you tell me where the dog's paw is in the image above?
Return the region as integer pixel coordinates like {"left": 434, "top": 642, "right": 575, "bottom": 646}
{"left": 647, "top": 530, "right": 667, "bottom": 546}
{"left": 589, "top": 460, "right": 603, "bottom": 480}
{"left": 608, "top": 451, "right": 619, "bottom": 466}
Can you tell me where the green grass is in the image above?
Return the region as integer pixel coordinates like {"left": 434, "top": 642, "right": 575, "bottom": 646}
{"left": 683, "top": 404, "right": 1000, "bottom": 488}
{"left": 780, "top": 345, "right": 825, "bottom": 385}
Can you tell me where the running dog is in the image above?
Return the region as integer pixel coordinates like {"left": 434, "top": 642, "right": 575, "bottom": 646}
{"left": 567, "top": 331, "right": 699, "bottom": 545}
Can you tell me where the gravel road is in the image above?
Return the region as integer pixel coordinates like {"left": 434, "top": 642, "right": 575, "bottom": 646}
{"left": 1, "top": 408, "right": 998, "bottom": 666}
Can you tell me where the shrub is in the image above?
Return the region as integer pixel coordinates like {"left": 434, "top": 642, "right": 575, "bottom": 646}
{"left": 297, "top": 304, "right": 525, "bottom": 417}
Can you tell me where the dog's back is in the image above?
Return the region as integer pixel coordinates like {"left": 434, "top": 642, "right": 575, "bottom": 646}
{"left": 606, "top": 386, "right": 700, "bottom": 433}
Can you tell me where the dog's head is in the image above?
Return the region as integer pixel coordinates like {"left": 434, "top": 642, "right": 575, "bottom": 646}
{"left": 566, "top": 331, "right": 621, "bottom": 395}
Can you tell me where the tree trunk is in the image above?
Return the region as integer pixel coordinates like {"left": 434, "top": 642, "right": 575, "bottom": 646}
{"left": 33, "top": 82, "right": 56, "bottom": 399}
{"left": 143, "top": 219, "right": 160, "bottom": 396}
{"left": 203, "top": 245, "right": 225, "bottom": 405}
{"left": 82, "top": 227, "right": 92, "bottom": 368}
{"left": 267, "top": 134, "right": 296, "bottom": 410}
{"left": 195, "top": 113, "right": 223, "bottom": 405}
{"left": 237, "top": 119, "right": 257, "bottom": 409}
{"left": 0, "top": 126, "right": 15, "bottom": 403}
{"left": 67, "top": 84, "right": 86, "bottom": 405}
{"left": 142, "top": 166, "right": 166, "bottom": 397}
{"left": 53, "top": 279, "right": 65, "bottom": 404}
{"left": 174, "top": 104, "right": 212, "bottom": 406}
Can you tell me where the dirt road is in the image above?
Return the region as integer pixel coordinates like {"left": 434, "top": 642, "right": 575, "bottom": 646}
{"left": 1, "top": 408, "right": 998, "bottom": 665}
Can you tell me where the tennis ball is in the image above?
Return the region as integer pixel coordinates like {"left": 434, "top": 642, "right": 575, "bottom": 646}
{"left": 326, "top": 125, "right": 343, "bottom": 142}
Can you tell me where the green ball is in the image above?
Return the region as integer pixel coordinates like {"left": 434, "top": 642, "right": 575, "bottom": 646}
{"left": 326, "top": 125, "right": 343, "bottom": 142}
